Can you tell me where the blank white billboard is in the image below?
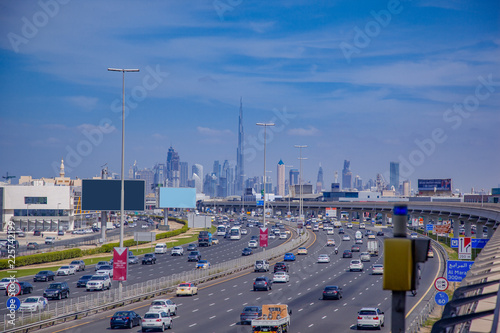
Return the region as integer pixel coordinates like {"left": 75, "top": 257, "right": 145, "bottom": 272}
{"left": 159, "top": 188, "right": 196, "bottom": 208}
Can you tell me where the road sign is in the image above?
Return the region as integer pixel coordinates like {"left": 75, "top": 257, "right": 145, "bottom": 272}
{"left": 6, "top": 282, "right": 21, "bottom": 296}
{"left": 447, "top": 260, "right": 474, "bottom": 282}
{"left": 458, "top": 237, "right": 472, "bottom": 259}
{"left": 426, "top": 224, "right": 434, "bottom": 231}
{"left": 113, "top": 247, "right": 128, "bottom": 281}
{"left": 450, "top": 238, "right": 459, "bottom": 248}
{"left": 473, "top": 238, "right": 489, "bottom": 249}
{"left": 259, "top": 228, "right": 268, "bottom": 248}
{"left": 256, "top": 200, "right": 264, "bottom": 207}
{"left": 435, "top": 292, "right": 449, "bottom": 306}
{"left": 6, "top": 297, "right": 20, "bottom": 311}
{"left": 434, "top": 277, "right": 449, "bottom": 292}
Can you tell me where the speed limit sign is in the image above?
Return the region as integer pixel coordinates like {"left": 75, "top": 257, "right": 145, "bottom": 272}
{"left": 434, "top": 277, "right": 449, "bottom": 292}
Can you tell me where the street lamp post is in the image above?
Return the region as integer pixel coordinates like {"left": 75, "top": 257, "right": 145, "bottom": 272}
{"left": 294, "top": 145, "right": 307, "bottom": 233}
{"left": 257, "top": 122, "right": 275, "bottom": 244}
{"left": 108, "top": 68, "right": 140, "bottom": 248}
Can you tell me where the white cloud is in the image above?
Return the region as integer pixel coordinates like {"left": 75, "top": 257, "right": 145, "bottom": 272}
{"left": 66, "top": 96, "right": 99, "bottom": 111}
{"left": 197, "top": 126, "right": 233, "bottom": 137}
{"left": 287, "top": 126, "right": 320, "bottom": 136}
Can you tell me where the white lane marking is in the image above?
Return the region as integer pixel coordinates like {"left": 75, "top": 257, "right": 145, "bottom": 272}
{"left": 192, "top": 309, "right": 199, "bottom": 312}
{"left": 298, "top": 308, "right": 303, "bottom": 312}
{"left": 209, "top": 303, "right": 215, "bottom": 306}
{"left": 208, "top": 293, "right": 213, "bottom": 296}
{"left": 189, "top": 323, "right": 197, "bottom": 327}
{"left": 227, "top": 309, "right": 233, "bottom": 312}
{"left": 322, "top": 315, "right": 327, "bottom": 319}
{"left": 224, "top": 297, "right": 230, "bottom": 301}
{"left": 209, "top": 316, "right": 216, "bottom": 319}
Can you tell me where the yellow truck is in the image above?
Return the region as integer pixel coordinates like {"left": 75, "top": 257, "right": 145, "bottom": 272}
{"left": 251, "top": 304, "right": 291, "bottom": 333}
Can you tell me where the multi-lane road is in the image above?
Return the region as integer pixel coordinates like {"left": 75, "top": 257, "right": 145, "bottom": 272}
{"left": 5, "top": 221, "right": 443, "bottom": 332}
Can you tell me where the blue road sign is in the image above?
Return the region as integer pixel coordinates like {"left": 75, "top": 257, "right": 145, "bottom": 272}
{"left": 451, "top": 238, "right": 489, "bottom": 249}
{"left": 435, "top": 292, "right": 449, "bottom": 306}
{"left": 256, "top": 200, "right": 264, "bottom": 207}
{"left": 426, "top": 224, "right": 434, "bottom": 231}
{"left": 450, "top": 238, "right": 459, "bottom": 248}
{"left": 447, "top": 260, "right": 474, "bottom": 282}
{"left": 6, "top": 297, "right": 20, "bottom": 311}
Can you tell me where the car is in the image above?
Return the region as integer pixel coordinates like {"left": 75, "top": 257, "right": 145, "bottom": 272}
{"left": 322, "top": 285, "right": 343, "bottom": 300}
{"left": 338, "top": 228, "right": 345, "bottom": 234}
{"left": 141, "top": 311, "right": 172, "bottom": 331}
{"left": 27, "top": 242, "right": 39, "bottom": 250}
{"left": 196, "top": 259, "right": 211, "bottom": 269}
{"left": 253, "top": 276, "right": 272, "bottom": 291}
{"left": 241, "top": 228, "right": 248, "bottom": 235}
{"left": 33, "top": 230, "right": 41, "bottom": 236}
{"left": 342, "top": 235, "right": 351, "bottom": 241}
{"left": 240, "top": 306, "right": 262, "bottom": 325}
{"left": 70, "top": 260, "right": 86, "bottom": 271}
{"left": 351, "top": 245, "right": 360, "bottom": 252}
{"left": 268, "top": 233, "right": 276, "bottom": 239}
{"left": 76, "top": 275, "right": 93, "bottom": 288}
{"left": 186, "top": 243, "right": 197, "bottom": 251}
{"left": 242, "top": 247, "right": 253, "bottom": 256}
{"left": 57, "top": 230, "right": 65, "bottom": 236}
{"left": 170, "top": 246, "right": 184, "bottom": 256}
{"left": 96, "top": 265, "right": 113, "bottom": 277}
{"left": 359, "top": 223, "right": 366, "bottom": 229}
{"left": 33, "top": 270, "right": 55, "bottom": 282}
{"left": 297, "top": 247, "right": 308, "bottom": 255}
{"left": 142, "top": 253, "right": 157, "bottom": 265}
{"left": 86, "top": 275, "right": 111, "bottom": 291}
{"left": 45, "top": 236, "right": 56, "bottom": 245}
{"left": 410, "top": 232, "right": 418, "bottom": 239}
{"left": 357, "top": 307, "right": 385, "bottom": 329}
{"left": 372, "top": 264, "right": 384, "bottom": 275}
{"left": 273, "top": 262, "right": 289, "bottom": 273}
{"left": 356, "top": 238, "right": 363, "bottom": 244}
{"left": 327, "top": 239, "right": 336, "bottom": 247}
{"left": 176, "top": 282, "right": 198, "bottom": 296}
{"left": 376, "top": 231, "right": 384, "bottom": 236}
{"left": 148, "top": 299, "right": 177, "bottom": 315}
{"left": 57, "top": 265, "right": 77, "bottom": 276}
{"left": 360, "top": 252, "right": 371, "bottom": 262}
{"left": 43, "top": 282, "right": 70, "bottom": 300}
{"left": 350, "top": 259, "right": 364, "bottom": 272}
{"left": 368, "top": 234, "right": 376, "bottom": 239}
{"left": 141, "top": 224, "right": 148, "bottom": 229}
{"left": 317, "top": 254, "right": 331, "bottom": 263}
{"left": 272, "top": 271, "right": 290, "bottom": 283}
{"left": 4, "top": 281, "right": 33, "bottom": 295}
{"left": 212, "top": 238, "right": 219, "bottom": 245}
{"left": 0, "top": 277, "right": 18, "bottom": 291}
{"left": 248, "top": 239, "right": 258, "bottom": 248}
{"left": 155, "top": 243, "right": 168, "bottom": 254}
{"left": 283, "top": 253, "right": 296, "bottom": 261}
{"left": 254, "top": 260, "right": 270, "bottom": 272}
{"left": 346, "top": 223, "right": 353, "bottom": 229}
{"left": 18, "top": 296, "right": 48, "bottom": 312}
{"left": 187, "top": 251, "right": 201, "bottom": 262}
{"left": 110, "top": 310, "right": 142, "bottom": 329}
{"left": 427, "top": 248, "right": 434, "bottom": 258}
{"left": 343, "top": 250, "right": 353, "bottom": 258}
{"left": 279, "top": 233, "right": 287, "bottom": 239}
{"left": 95, "top": 261, "right": 110, "bottom": 271}
{"left": 128, "top": 254, "right": 139, "bottom": 264}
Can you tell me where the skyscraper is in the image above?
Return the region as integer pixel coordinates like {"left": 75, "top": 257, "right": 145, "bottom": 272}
{"left": 153, "top": 163, "right": 166, "bottom": 187}
{"left": 316, "top": 163, "right": 324, "bottom": 193}
{"left": 235, "top": 98, "right": 244, "bottom": 195}
{"left": 289, "top": 169, "right": 299, "bottom": 186}
{"left": 390, "top": 162, "right": 400, "bottom": 192}
{"left": 180, "top": 161, "right": 188, "bottom": 187}
{"left": 166, "top": 146, "right": 180, "bottom": 187}
{"left": 342, "top": 160, "right": 352, "bottom": 189}
{"left": 135, "top": 168, "right": 154, "bottom": 194}
{"left": 192, "top": 164, "right": 203, "bottom": 193}
{"left": 277, "top": 159, "right": 285, "bottom": 196}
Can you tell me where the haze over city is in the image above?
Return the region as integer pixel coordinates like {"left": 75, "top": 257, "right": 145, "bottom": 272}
{"left": 0, "top": 0, "right": 499, "bottom": 192}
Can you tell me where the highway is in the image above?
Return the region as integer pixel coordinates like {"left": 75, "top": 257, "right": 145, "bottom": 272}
{"left": 28, "top": 221, "right": 443, "bottom": 332}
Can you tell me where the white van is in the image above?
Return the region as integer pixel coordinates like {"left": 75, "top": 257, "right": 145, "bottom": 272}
{"left": 326, "top": 227, "right": 334, "bottom": 235}
{"left": 155, "top": 243, "right": 167, "bottom": 254}
{"left": 355, "top": 231, "right": 363, "bottom": 240}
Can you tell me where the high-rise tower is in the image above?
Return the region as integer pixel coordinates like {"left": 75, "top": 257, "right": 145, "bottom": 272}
{"left": 390, "top": 162, "right": 400, "bottom": 193}
{"left": 166, "top": 146, "right": 180, "bottom": 187}
{"left": 235, "top": 98, "right": 244, "bottom": 195}
{"left": 342, "top": 160, "right": 352, "bottom": 189}
{"left": 316, "top": 163, "right": 323, "bottom": 193}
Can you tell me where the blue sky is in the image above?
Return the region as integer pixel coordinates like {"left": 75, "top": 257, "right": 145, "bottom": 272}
{"left": 0, "top": 0, "right": 499, "bottom": 193}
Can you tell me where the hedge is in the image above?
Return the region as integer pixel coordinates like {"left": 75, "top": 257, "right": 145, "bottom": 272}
{"left": 0, "top": 218, "right": 189, "bottom": 270}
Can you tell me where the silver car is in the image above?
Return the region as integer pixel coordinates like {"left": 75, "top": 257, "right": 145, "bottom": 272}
{"left": 141, "top": 312, "right": 172, "bottom": 331}
{"left": 360, "top": 252, "right": 371, "bottom": 262}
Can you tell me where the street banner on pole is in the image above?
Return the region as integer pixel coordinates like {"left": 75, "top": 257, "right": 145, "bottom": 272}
{"left": 113, "top": 247, "right": 128, "bottom": 281}
{"left": 259, "top": 228, "right": 268, "bottom": 247}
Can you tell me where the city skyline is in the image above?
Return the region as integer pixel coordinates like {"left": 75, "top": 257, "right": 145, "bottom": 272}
{"left": 0, "top": 1, "right": 499, "bottom": 192}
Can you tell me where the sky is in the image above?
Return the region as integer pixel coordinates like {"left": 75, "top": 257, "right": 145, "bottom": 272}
{"left": 0, "top": 0, "right": 499, "bottom": 193}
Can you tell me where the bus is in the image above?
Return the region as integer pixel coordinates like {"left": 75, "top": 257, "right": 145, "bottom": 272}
{"left": 216, "top": 225, "right": 227, "bottom": 236}
{"left": 229, "top": 226, "right": 241, "bottom": 240}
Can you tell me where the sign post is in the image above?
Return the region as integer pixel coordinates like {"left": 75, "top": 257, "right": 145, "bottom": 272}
{"left": 458, "top": 237, "right": 472, "bottom": 259}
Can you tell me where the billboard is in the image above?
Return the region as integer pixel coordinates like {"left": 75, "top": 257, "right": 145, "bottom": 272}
{"left": 418, "top": 179, "right": 452, "bottom": 192}
{"left": 82, "top": 180, "right": 145, "bottom": 211}
{"left": 113, "top": 247, "right": 128, "bottom": 281}
{"left": 159, "top": 188, "right": 196, "bottom": 208}
{"left": 325, "top": 208, "right": 337, "bottom": 217}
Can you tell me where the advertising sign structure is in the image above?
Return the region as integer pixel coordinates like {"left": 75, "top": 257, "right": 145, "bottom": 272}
{"left": 82, "top": 179, "right": 145, "bottom": 211}
{"left": 159, "top": 188, "right": 196, "bottom": 209}
{"left": 435, "top": 224, "right": 450, "bottom": 235}
{"left": 113, "top": 247, "right": 128, "bottom": 281}
{"left": 446, "top": 260, "right": 474, "bottom": 282}
{"left": 458, "top": 237, "right": 472, "bottom": 259}
{"left": 259, "top": 228, "right": 268, "bottom": 248}
{"left": 325, "top": 208, "right": 337, "bottom": 217}
{"left": 418, "top": 179, "right": 452, "bottom": 192}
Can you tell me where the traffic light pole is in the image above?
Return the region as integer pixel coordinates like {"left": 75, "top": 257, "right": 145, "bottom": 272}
{"left": 392, "top": 205, "right": 408, "bottom": 333}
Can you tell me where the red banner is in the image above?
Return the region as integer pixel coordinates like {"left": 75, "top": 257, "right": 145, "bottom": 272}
{"left": 113, "top": 247, "right": 128, "bottom": 281}
{"left": 260, "top": 228, "right": 268, "bottom": 248}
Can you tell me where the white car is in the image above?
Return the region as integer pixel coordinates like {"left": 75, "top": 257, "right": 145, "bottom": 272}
{"left": 356, "top": 238, "right": 363, "bottom": 244}
{"left": 148, "top": 299, "right": 177, "bottom": 315}
{"left": 141, "top": 224, "right": 148, "bottom": 229}
{"left": 248, "top": 240, "right": 258, "bottom": 248}
{"left": 346, "top": 223, "right": 353, "bottom": 229}
{"left": 372, "top": 264, "right": 384, "bottom": 275}
{"left": 241, "top": 229, "right": 248, "bottom": 235}
{"left": 357, "top": 307, "right": 385, "bottom": 329}
{"left": 317, "top": 254, "right": 330, "bottom": 263}
{"left": 342, "top": 235, "right": 351, "bottom": 241}
{"left": 273, "top": 272, "right": 290, "bottom": 283}
{"left": 0, "top": 278, "right": 18, "bottom": 290}
{"left": 279, "top": 233, "right": 287, "bottom": 239}
{"left": 155, "top": 243, "right": 168, "bottom": 254}
{"left": 56, "top": 265, "right": 76, "bottom": 276}
{"left": 86, "top": 275, "right": 111, "bottom": 291}
{"left": 410, "top": 232, "right": 418, "bottom": 239}
{"left": 359, "top": 223, "right": 366, "bottom": 229}
{"left": 170, "top": 246, "right": 184, "bottom": 256}
{"left": 141, "top": 312, "right": 172, "bottom": 331}
{"left": 360, "top": 252, "right": 371, "bottom": 262}
{"left": 18, "top": 296, "right": 48, "bottom": 312}
{"left": 269, "top": 233, "right": 276, "bottom": 239}
{"left": 349, "top": 259, "right": 364, "bottom": 272}
{"left": 95, "top": 265, "right": 113, "bottom": 278}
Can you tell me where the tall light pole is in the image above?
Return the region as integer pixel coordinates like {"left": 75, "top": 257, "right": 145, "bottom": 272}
{"left": 240, "top": 174, "right": 246, "bottom": 216}
{"left": 294, "top": 145, "right": 307, "bottom": 232}
{"left": 107, "top": 68, "right": 140, "bottom": 248}
{"left": 257, "top": 122, "right": 275, "bottom": 240}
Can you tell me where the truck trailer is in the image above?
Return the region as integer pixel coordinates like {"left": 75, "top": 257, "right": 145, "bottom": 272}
{"left": 251, "top": 304, "right": 291, "bottom": 333}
